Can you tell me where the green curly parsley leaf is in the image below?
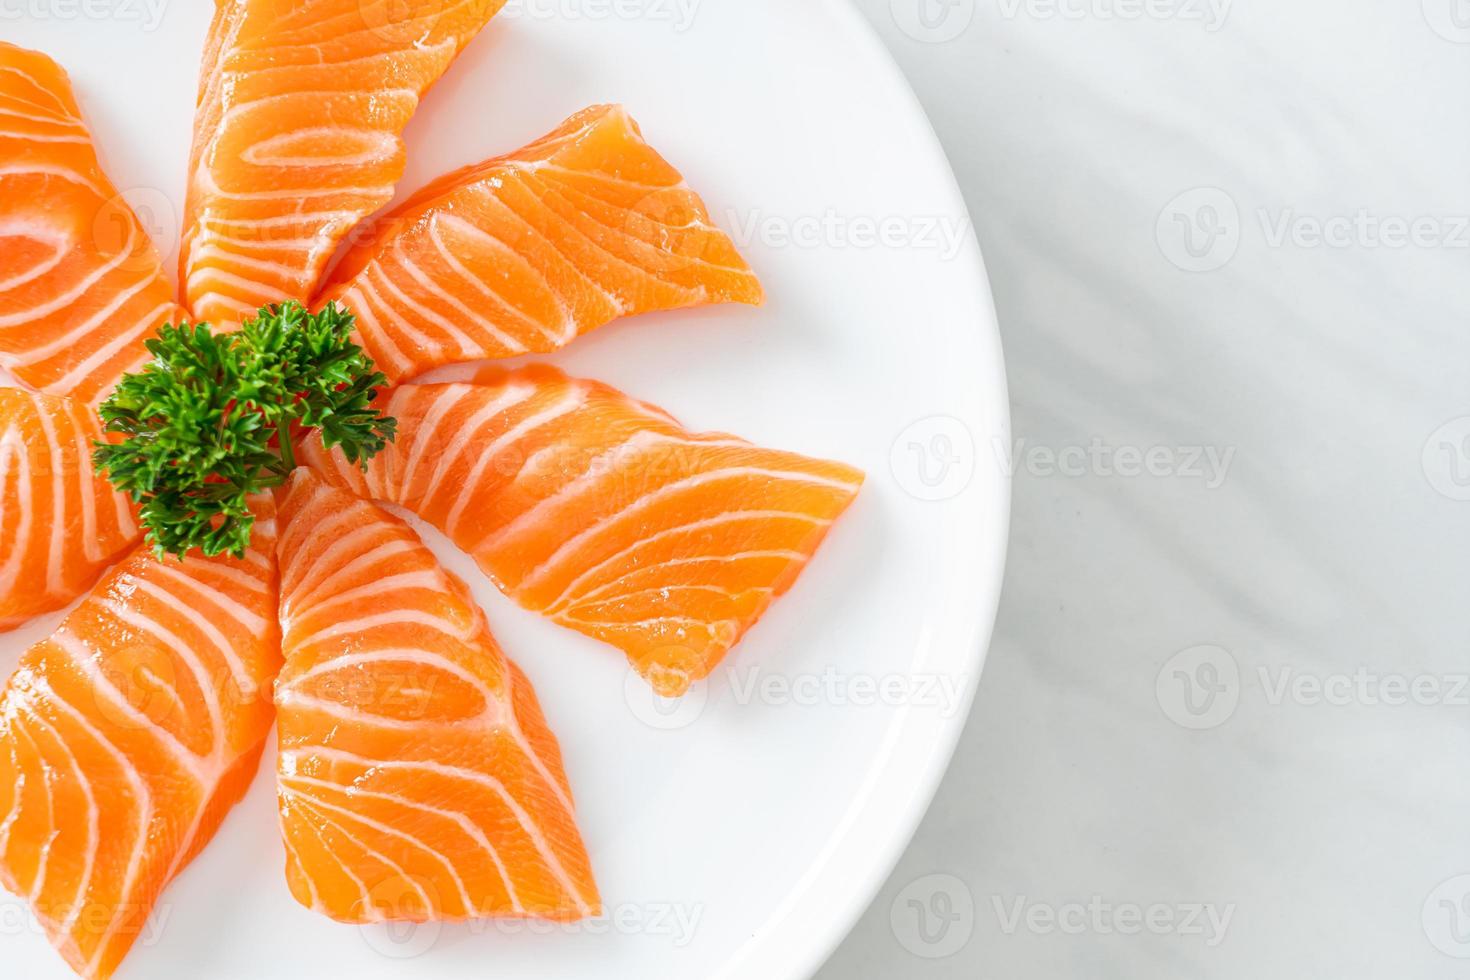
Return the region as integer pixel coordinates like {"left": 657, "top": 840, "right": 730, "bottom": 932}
{"left": 93, "top": 301, "right": 397, "bottom": 560}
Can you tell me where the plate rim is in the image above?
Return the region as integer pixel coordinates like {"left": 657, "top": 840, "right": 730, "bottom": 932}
{"left": 0, "top": 4, "right": 1011, "bottom": 977}
{"left": 704, "top": 3, "right": 1013, "bottom": 978}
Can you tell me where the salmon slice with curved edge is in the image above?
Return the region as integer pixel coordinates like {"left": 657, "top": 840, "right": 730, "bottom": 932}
{"left": 0, "top": 43, "right": 185, "bottom": 407}
{"left": 298, "top": 366, "right": 863, "bottom": 695}
{"left": 0, "top": 389, "right": 139, "bottom": 634}
{"left": 0, "top": 498, "right": 279, "bottom": 980}
{"left": 316, "top": 104, "right": 764, "bottom": 383}
{"left": 182, "top": 0, "right": 508, "bottom": 327}
{"left": 274, "top": 469, "right": 599, "bottom": 923}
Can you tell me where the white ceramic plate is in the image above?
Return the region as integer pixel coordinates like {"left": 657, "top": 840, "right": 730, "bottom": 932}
{"left": 0, "top": 2, "right": 1008, "bottom": 977}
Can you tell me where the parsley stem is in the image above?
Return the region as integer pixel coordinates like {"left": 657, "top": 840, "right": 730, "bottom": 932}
{"left": 277, "top": 418, "right": 296, "bottom": 471}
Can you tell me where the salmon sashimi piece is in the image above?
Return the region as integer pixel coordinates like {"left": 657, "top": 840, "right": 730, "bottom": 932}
{"left": 274, "top": 469, "right": 599, "bottom": 923}
{"left": 0, "top": 498, "right": 280, "bottom": 979}
{"left": 316, "top": 104, "right": 764, "bottom": 383}
{"left": 0, "top": 389, "right": 139, "bottom": 634}
{"left": 181, "top": 0, "right": 508, "bottom": 327}
{"left": 298, "top": 366, "right": 863, "bottom": 695}
{"left": 0, "top": 43, "right": 185, "bottom": 407}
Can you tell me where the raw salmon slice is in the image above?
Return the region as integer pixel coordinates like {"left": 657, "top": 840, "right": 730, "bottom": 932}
{"left": 181, "top": 0, "right": 507, "bottom": 327}
{"left": 0, "top": 499, "right": 280, "bottom": 980}
{"left": 0, "top": 389, "right": 139, "bottom": 634}
{"left": 274, "top": 469, "right": 599, "bottom": 923}
{"left": 316, "top": 104, "right": 764, "bottom": 383}
{"left": 298, "top": 366, "right": 863, "bottom": 695}
{"left": 0, "top": 43, "right": 185, "bottom": 407}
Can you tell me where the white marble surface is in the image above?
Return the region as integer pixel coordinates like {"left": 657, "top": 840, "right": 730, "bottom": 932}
{"left": 820, "top": 1, "right": 1470, "bottom": 977}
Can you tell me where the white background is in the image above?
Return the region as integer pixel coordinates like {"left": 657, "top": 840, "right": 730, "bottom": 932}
{"left": 821, "top": 1, "right": 1470, "bottom": 977}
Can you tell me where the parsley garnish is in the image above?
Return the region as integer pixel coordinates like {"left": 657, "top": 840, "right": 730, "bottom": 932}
{"left": 93, "top": 301, "right": 396, "bottom": 560}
